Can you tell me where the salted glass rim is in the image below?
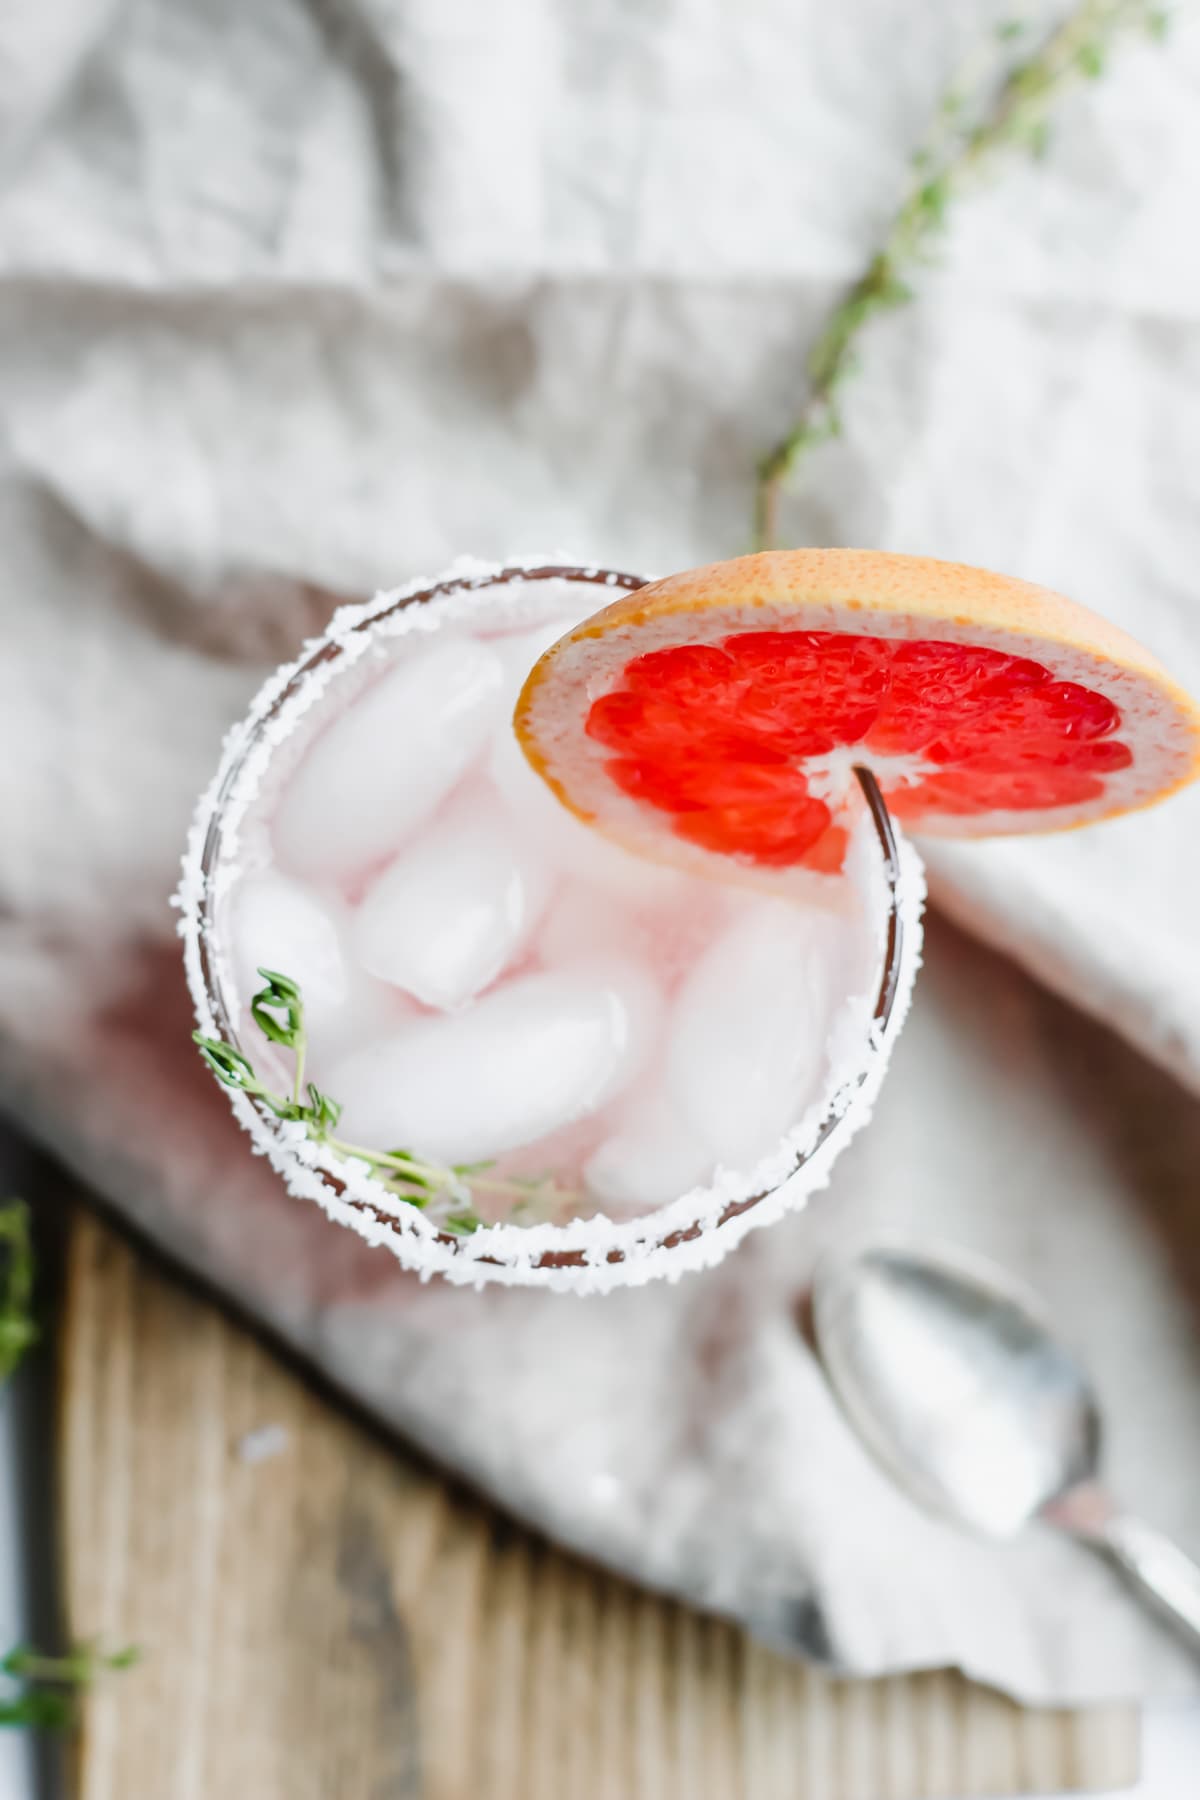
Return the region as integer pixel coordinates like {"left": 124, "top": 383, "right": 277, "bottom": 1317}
{"left": 180, "top": 559, "right": 921, "bottom": 1291}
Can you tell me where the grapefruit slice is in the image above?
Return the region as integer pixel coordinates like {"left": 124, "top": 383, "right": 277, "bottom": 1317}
{"left": 514, "top": 550, "right": 1200, "bottom": 879}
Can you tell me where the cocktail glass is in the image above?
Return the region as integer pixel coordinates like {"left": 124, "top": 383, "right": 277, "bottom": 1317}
{"left": 180, "top": 561, "right": 924, "bottom": 1292}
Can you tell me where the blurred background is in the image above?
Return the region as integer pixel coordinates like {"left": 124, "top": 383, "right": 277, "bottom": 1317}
{"left": 1, "top": 0, "right": 1199, "bottom": 1795}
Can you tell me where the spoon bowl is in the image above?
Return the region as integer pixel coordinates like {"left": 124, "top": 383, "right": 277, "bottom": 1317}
{"left": 812, "top": 1243, "right": 1101, "bottom": 1537}
{"left": 811, "top": 1240, "right": 1200, "bottom": 1653}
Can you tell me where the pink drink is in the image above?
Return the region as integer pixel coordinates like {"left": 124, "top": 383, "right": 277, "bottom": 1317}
{"left": 182, "top": 563, "right": 922, "bottom": 1289}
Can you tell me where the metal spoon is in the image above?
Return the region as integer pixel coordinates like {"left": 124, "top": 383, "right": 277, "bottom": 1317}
{"left": 811, "top": 1241, "right": 1200, "bottom": 1652}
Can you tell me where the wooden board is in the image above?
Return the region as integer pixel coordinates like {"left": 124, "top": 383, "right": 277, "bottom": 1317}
{"left": 59, "top": 1213, "right": 1139, "bottom": 1800}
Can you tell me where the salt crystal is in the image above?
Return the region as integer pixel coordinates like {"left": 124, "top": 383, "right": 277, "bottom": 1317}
{"left": 351, "top": 797, "right": 552, "bottom": 1009}
{"left": 665, "top": 898, "right": 841, "bottom": 1168}
{"left": 273, "top": 636, "right": 504, "bottom": 881}
{"left": 326, "top": 964, "right": 656, "bottom": 1162}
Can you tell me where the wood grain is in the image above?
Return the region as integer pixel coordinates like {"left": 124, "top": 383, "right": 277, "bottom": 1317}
{"left": 59, "top": 1212, "right": 1140, "bottom": 1800}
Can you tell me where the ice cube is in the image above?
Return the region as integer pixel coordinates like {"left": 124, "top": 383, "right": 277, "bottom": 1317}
{"left": 228, "top": 870, "right": 394, "bottom": 1052}
{"left": 273, "top": 636, "right": 505, "bottom": 882}
{"left": 488, "top": 721, "right": 688, "bottom": 905}
{"left": 564, "top": 952, "right": 663, "bottom": 1099}
{"left": 326, "top": 964, "right": 656, "bottom": 1162}
{"left": 351, "top": 796, "right": 552, "bottom": 1009}
{"left": 585, "top": 1092, "right": 714, "bottom": 1215}
{"left": 665, "top": 897, "right": 843, "bottom": 1168}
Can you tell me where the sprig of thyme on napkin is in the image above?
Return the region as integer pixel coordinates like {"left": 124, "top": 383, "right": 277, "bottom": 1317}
{"left": 194, "top": 970, "right": 577, "bottom": 1233}
{"left": 754, "top": 0, "right": 1171, "bottom": 548}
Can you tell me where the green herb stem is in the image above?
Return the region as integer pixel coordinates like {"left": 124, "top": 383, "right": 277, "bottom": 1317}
{"left": 325, "top": 1139, "right": 568, "bottom": 1206}
{"left": 754, "top": 0, "right": 1169, "bottom": 549}
{"left": 195, "top": 973, "right": 580, "bottom": 1233}
{"left": 0, "top": 1645, "right": 139, "bottom": 1733}
{"left": 2, "top": 1646, "right": 140, "bottom": 1685}
{"left": 0, "top": 1201, "right": 36, "bottom": 1386}
{"left": 291, "top": 1031, "right": 307, "bottom": 1111}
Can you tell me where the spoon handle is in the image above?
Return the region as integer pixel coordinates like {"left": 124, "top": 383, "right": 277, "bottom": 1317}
{"left": 1101, "top": 1514, "right": 1200, "bottom": 1651}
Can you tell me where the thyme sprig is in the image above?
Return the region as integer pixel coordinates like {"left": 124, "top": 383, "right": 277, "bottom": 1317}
{"left": 0, "top": 1646, "right": 140, "bottom": 1731}
{"left": 0, "top": 1212, "right": 139, "bottom": 1730}
{"left": 194, "top": 970, "right": 578, "bottom": 1233}
{"left": 754, "top": 0, "right": 1171, "bottom": 548}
